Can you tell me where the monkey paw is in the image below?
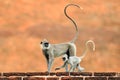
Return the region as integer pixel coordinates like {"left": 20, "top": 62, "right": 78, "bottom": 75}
{"left": 55, "top": 68, "right": 60, "bottom": 71}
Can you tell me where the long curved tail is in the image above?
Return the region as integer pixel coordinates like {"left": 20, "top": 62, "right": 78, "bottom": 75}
{"left": 64, "top": 4, "right": 83, "bottom": 43}
{"left": 79, "top": 40, "right": 95, "bottom": 59}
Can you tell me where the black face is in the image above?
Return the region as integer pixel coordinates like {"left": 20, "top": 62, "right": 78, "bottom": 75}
{"left": 62, "top": 57, "right": 66, "bottom": 61}
{"left": 44, "top": 42, "right": 49, "bottom": 47}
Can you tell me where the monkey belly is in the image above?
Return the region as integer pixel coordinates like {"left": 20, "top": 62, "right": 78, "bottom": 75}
{"left": 52, "top": 43, "right": 70, "bottom": 57}
{"left": 53, "top": 50, "right": 67, "bottom": 58}
{"left": 52, "top": 43, "right": 76, "bottom": 58}
{"left": 69, "top": 57, "right": 81, "bottom": 64}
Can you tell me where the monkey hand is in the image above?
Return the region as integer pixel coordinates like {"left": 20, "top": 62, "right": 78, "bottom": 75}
{"left": 55, "top": 68, "right": 60, "bottom": 71}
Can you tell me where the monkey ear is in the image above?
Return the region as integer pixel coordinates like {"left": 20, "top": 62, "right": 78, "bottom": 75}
{"left": 40, "top": 42, "right": 43, "bottom": 44}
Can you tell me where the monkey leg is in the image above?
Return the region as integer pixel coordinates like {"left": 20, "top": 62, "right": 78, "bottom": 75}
{"left": 48, "top": 58, "right": 54, "bottom": 72}
{"left": 45, "top": 57, "right": 49, "bottom": 71}
{"left": 43, "top": 53, "right": 49, "bottom": 70}
{"left": 69, "top": 67, "right": 74, "bottom": 72}
{"left": 73, "top": 66, "right": 76, "bottom": 72}
{"left": 77, "top": 64, "right": 84, "bottom": 72}
{"left": 65, "top": 63, "right": 68, "bottom": 72}
{"left": 46, "top": 60, "right": 49, "bottom": 70}
{"left": 72, "top": 64, "right": 77, "bottom": 72}
{"left": 69, "top": 64, "right": 74, "bottom": 72}
{"left": 69, "top": 44, "right": 76, "bottom": 56}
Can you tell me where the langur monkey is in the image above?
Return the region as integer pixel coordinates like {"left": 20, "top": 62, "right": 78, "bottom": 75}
{"left": 40, "top": 4, "right": 83, "bottom": 72}
{"left": 55, "top": 40, "right": 95, "bottom": 72}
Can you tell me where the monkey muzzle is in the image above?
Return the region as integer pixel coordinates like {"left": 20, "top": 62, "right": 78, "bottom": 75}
{"left": 44, "top": 43, "right": 49, "bottom": 47}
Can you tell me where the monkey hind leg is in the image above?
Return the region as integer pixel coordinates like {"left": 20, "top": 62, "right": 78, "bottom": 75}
{"left": 69, "top": 44, "right": 76, "bottom": 56}
{"left": 69, "top": 64, "right": 74, "bottom": 72}
{"left": 77, "top": 64, "right": 84, "bottom": 72}
{"left": 73, "top": 67, "right": 76, "bottom": 72}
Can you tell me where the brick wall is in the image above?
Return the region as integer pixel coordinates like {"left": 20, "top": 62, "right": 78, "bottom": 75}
{"left": 0, "top": 72, "right": 120, "bottom": 80}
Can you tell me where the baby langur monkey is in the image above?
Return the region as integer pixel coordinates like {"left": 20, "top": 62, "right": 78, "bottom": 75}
{"left": 55, "top": 40, "right": 95, "bottom": 72}
{"left": 40, "top": 4, "right": 83, "bottom": 72}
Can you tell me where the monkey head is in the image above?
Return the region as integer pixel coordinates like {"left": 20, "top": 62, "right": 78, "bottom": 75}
{"left": 40, "top": 39, "right": 50, "bottom": 49}
{"left": 62, "top": 54, "right": 68, "bottom": 62}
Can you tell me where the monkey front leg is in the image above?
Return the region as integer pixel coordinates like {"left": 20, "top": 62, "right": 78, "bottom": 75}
{"left": 48, "top": 58, "right": 54, "bottom": 72}
{"left": 69, "top": 64, "right": 74, "bottom": 72}
{"left": 65, "top": 63, "right": 68, "bottom": 72}
{"left": 69, "top": 66, "right": 74, "bottom": 72}
{"left": 43, "top": 53, "right": 49, "bottom": 71}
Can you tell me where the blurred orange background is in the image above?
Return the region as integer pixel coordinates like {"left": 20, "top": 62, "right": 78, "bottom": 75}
{"left": 0, "top": 0, "right": 119, "bottom": 72}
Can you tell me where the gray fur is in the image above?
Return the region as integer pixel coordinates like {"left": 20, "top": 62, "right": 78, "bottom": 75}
{"left": 40, "top": 4, "right": 82, "bottom": 72}
{"left": 55, "top": 40, "right": 95, "bottom": 72}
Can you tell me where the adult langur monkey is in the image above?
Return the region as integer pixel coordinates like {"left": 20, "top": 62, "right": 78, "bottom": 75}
{"left": 55, "top": 40, "right": 95, "bottom": 72}
{"left": 40, "top": 4, "right": 83, "bottom": 72}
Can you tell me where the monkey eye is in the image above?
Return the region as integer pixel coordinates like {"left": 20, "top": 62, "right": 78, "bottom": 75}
{"left": 40, "top": 42, "right": 43, "bottom": 44}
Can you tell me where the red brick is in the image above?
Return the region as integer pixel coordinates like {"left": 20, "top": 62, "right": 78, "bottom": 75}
{"left": 56, "top": 72, "right": 69, "bottom": 76}
{"left": 61, "top": 77, "right": 70, "bottom": 80}
{"left": 108, "top": 77, "right": 120, "bottom": 80}
{"left": 47, "top": 77, "right": 59, "bottom": 80}
{"left": 61, "top": 77, "right": 83, "bottom": 80}
{"left": 94, "top": 72, "right": 116, "bottom": 76}
{"left": 3, "top": 72, "right": 26, "bottom": 77}
{"left": 26, "top": 72, "right": 49, "bottom": 76}
{"left": 49, "top": 72, "right": 56, "bottom": 76}
{"left": 0, "top": 77, "right": 21, "bottom": 80}
{"left": 70, "top": 72, "right": 92, "bottom": 76}
{"left": 85, "top": 77, "right": 107, "bottom": 80}
{"left": 23, "top": 77, "right": 45, "bottom": 80}
{"left": 70, "top": 77, "right": 83, "bottom": 80}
